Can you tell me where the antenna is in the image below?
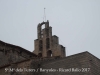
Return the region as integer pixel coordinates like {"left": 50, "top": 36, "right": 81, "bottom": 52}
{"left": 44, "top": 8, "right": 46, "bottom": 22}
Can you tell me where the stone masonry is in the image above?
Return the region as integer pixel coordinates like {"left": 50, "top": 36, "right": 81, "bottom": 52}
{"left": 0, "top": 20, "right": 100, "bottom": 75}
{"left": 33, "top": 20, "right": 66, "bottom": 57}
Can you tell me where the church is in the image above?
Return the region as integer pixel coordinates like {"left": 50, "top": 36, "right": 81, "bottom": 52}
{"left": 0, "top": 20, "right": 100, "bottom": 75}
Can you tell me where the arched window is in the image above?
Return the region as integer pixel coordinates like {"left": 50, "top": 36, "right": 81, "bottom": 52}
{"left": 38, "top": 53, "right": 42, "bottom": 57}
{"left": 47, "top": 50, "right": 52, "bottom": 57}
{"left": 41, "top": 24, "right": 45, "bottom": 30}
{"left": 46, "top": 38, "right": 50, "bottom": 49}
{"left": 41, "top": 24, "right": 45, "bottom": 38}
{"left": 39, "top": 40, "right": 43, "bottom": 51}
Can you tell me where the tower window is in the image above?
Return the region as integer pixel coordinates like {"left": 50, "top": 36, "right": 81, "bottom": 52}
{"left": 46, "top": 29, "right": 49, "bottom": 37}
{"left": 47, "top": 50, "right": 52, "bottom": 57}
{"left": 38, "top": 53, "right": 42, "bottom": 57}
{"left": 39, "top": 40, "right": 43, "bottom": 51}
{"left": 46, "top": 38, "right": 50, "bottom": 49}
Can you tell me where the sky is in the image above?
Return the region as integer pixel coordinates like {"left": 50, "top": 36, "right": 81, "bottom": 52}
{"left": 0, "top": 0, "right": 100, "bottom": 58}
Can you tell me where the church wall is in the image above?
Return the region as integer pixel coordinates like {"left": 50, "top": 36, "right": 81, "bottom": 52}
{"left": 0, "top": 52, "right": 100, "bottom": 75}
{"left": 0, "top": 65, "right": 10, "bottom": 75}
{"left": 0, "top": 41, "right": 37, "bottom": 67}
{"left": 0, "top": 59, "right": 40, "bottom": 75}
{"left": 39, "top": 52, "right": 93, "bottom": 75}
{"left": 86, "top": 52, "right": 100, "bottom": 75}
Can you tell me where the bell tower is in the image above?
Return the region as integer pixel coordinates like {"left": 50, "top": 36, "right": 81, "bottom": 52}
{"left": 33, "top": 20, "right": 66, "bottom": 58}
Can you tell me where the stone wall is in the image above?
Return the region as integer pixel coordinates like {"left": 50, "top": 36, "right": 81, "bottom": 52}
{"left": 0, "top": 40, "right": 37, "bottom": 66}
{"left": 39, "top": 52, "right": 100, "bottom": 75}
{"left": 86, "top": 52, "right": 100, "bottom": 75}
{"left": 0, "top": 51, "right": 100, "bottom": 75}
{"left": 33, "top": 21, "right": 66, "bottom": 58}
{"left": 39, "top": 52, "right": 89, "bottom": 75}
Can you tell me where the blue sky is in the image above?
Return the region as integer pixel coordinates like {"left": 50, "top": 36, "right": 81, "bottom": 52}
{"left": 0, "top": 0, "right": 100, "bottom": 58}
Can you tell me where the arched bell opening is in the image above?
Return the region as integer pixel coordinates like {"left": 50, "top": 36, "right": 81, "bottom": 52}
{"left": 37, "top": 21, "right": 49, "bottom": 39}
{"left": 46, "top": 38, "right": 50, "bottom": 49}
{"left": 38, "top": 53, "right": 42, "bottom": 57}
{"left": 39, "top": 40, "right": 43, "bottom": 51}
{"left": 47, "top": 50, "right": 52, "bottom": 57}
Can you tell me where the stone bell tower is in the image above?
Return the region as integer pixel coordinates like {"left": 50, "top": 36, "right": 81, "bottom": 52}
{"left": 33, "top": 20, "right": 66, "bottom": 58}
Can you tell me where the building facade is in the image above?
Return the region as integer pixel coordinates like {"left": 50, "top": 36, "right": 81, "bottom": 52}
{"left": 0, "top": 21, "right": 100, "bottom": 75}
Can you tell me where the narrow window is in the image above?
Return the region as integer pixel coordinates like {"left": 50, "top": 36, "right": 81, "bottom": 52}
{"left": 47, "top": 50, "right": 52, "bottom": 57}
{"left": 46, "top": 38, "right": 50, "bottom": 49}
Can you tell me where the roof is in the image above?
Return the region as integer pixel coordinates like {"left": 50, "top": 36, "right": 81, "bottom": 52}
{"left": 0, "top": 40, "right": 37, "bottom": 57}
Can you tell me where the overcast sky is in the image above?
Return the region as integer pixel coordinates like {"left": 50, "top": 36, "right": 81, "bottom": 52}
{"left": 0, "top": 0, "right": 100, "bottom": 58}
